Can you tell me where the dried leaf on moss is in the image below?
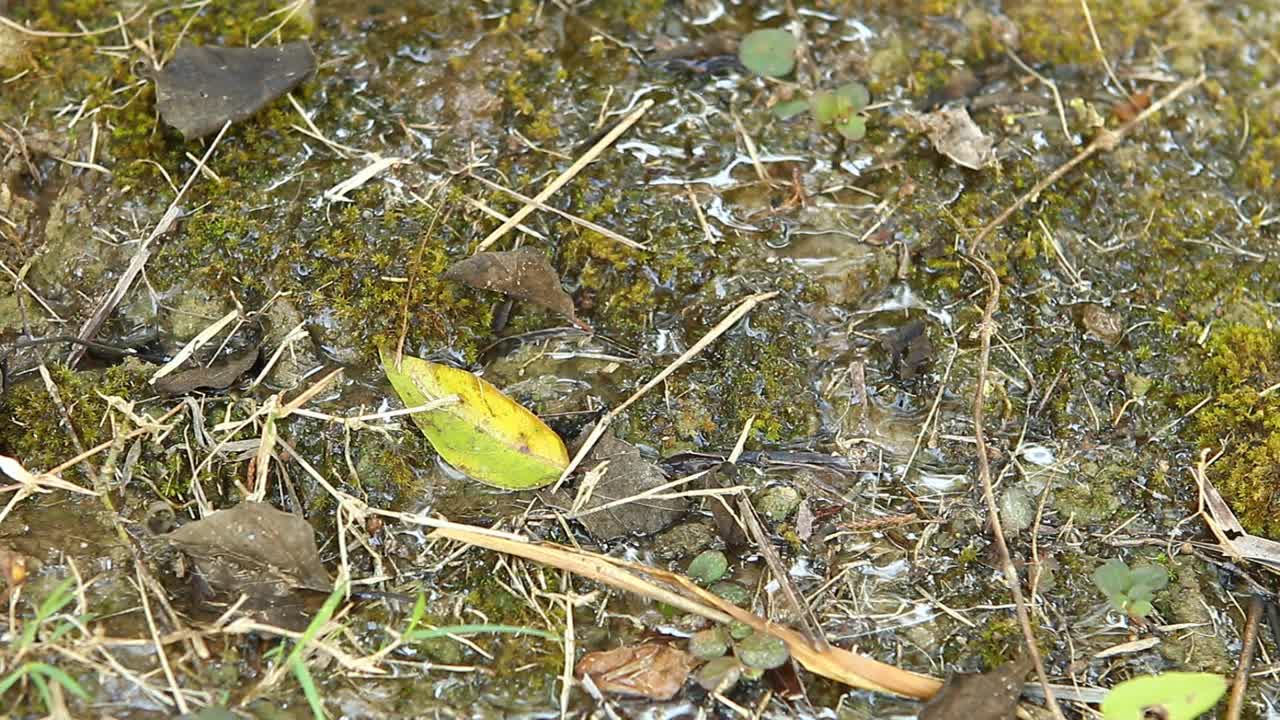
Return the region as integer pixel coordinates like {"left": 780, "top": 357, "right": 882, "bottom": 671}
{"left": 163, "top": 501, "right": 331, "bottom": 597}
{"left": 920, "top": 106, "right": 995, "bottom": 170}
{"left": 154, "top": 42, "right": 316, "bottom": 139}
{"left": 153, "top": 344, "right": 260, "bottom": 396}
{"left": 444, "top": 248, "right": 583, "bottom": 328}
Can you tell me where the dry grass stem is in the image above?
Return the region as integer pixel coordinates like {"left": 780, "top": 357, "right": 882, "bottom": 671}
{"left": 433, "top": 524, "right": 944, "bottom": 698}
{"left": 469, "top": 173, "right": 645, "bottom": 250}
{"left": 475, "top": 99, "right": 653, "bottom": 252}
{"left": 0, "top": 5, "right": 146, "bottom": 38}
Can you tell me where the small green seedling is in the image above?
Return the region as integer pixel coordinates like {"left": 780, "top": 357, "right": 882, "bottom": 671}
{"left": 1100, "top": 672, "right": 1226, "bottom": 720}
{"left": 737, "top": 28, "right": 871, "bottom": 142}
{"left": 738, "top": 29, "right": 797, "bottom": 78}
{"left": 1092, "top": 558, "right": 1168, "bottom": 620}
{"left": 770, "top": 82, "right": 871, "bottom": 141}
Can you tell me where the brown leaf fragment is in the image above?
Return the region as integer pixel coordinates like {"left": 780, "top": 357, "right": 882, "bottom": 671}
{"left": 701, "top": 462, "right": 749, "bottom": 549}
{"left": 1080, "top": 303, "right": 1124, "bottom": 346}
{"left": 919, "top": 655, "right": 1033, "bottom": 720}
{"left": 162, "top": 501, "right": 331, "bottom": 599}
{"left": 153, "top": 344, "right": 261, "bottom": 396}
{"left": 882, "top": 320, "right": 934, "bottom": 380}
{"left": 540, "top": 430, "right": 686, "bottom": 540}
{"left": 0, "top": 546, "right": 29, "bottom": 588}
{"left": 444, "top": 248, "right": 584, "bottom": 328}
{"left": 576, "top": 644, "right": 695, "bottom": 700}
{"left": 154, "top": 42, "right": 317, "bottom": 139}
{"left": 920, "top": 106, "right": 995, "bottom": 170}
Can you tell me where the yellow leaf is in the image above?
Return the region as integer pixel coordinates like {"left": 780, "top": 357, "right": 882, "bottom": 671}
{"left": 381, "top": 349, "right": 568, "bottom": 490}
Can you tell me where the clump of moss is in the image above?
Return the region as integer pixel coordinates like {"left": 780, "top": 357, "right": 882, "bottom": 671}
{"left": 1189, "top": 323, "right": 1280, "bottom": 537}
{"left": 973, "top": 617, "right": 1021, "bottom": 668}
{"left": 1009, "top": 0, "right": 1173, "bottom": 65}
{"left": 0, "top": 360, "right": 151, "bottom": 476}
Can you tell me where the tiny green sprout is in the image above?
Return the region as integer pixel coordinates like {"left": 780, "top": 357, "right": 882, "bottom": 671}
{"left": 738, "top": 29, "right": 797, "bottom": 78}
{"left": 772, "top": 82, "right": 871, "bottom": 142}
{"left": 811, "top": 83, "right": 870, "bottom": 140}
{"left": 1092, "top": 558, "right": 1168, "bottom": 620}
{"left": 1101, "top": 672, "right": 1226, "bottom": 720}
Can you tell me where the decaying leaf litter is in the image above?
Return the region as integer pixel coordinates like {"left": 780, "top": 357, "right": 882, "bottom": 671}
{"left": 1, "top": 0, "right": 1278, "bottom": 718}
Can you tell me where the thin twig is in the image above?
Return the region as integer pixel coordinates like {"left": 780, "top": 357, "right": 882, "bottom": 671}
{"left": 972, "top": 70, "right": 1206, "bottom": 251}
{"left": 475, "top": 99, "right": 652, "bottom": 252}
{"left": 1225, "top": 595, "right": 1264, "bottom": 720}
{"left": 1004, "top": 50, "right": 1071, "bottom": 143}
{"left": 135, "top": 565, "right": 189, "bottom": 714}
{"left": 1079, "top": 0, "right": 1126, "bottom": 97}
{"left": 961, "top": 251, "right": 1067, "bottom": 720}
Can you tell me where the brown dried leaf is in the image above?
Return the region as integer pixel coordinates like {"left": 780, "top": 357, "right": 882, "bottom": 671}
{"left": 576, "top": 644, "right": 695, "bottom": 700}
{"left": 920, "top": 106, "right": 995, "bottom": 170}
{"left": 444, "top": 248, "right": 582, "bottom": 328}
{"left": 155, "top": 42, "right": 316, "bottom": 139}
{"left": 540, "top": 430, "right": 686, "bottom": 540}
{"left": 919, "top": 655, "right": 1033, "bottom": 720}
{"left": 153, "top": 344, "right": 260, "bottom": 396}
{"left": 162, "top": 501, "right": 331, "bottom": 598}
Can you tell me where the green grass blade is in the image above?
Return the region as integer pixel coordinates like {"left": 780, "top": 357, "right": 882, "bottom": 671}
{"left": 291, "top": 656, "right": 326, "bottom": 720}
{"left": 29, "top": 663, "right": 89, "bottom": 700}
{"left": 0, "top": 665, "right": 32, "bottom": 696}
{"left": 285, "top": 582, "right": 346, "bottom": 666}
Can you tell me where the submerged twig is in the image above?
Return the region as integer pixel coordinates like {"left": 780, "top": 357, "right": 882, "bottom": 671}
{"left": 972, "top": 70, "right": 1206, "bottom": 251}
{"left": 962, "top": 252, "right": 1067, "bottom": 720}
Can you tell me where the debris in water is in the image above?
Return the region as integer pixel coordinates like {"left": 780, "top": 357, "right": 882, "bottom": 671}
{"left": 576, "top": 643, "right": 695, "bottom": 700}
{"left": 541, "top": 429, "right": 686, "bottom": 539}
{"left": 919, "top": 106, "right": 995, "bottom": 170}
{"left": 919, "top": 654, "right": 1032, "bottom": 720}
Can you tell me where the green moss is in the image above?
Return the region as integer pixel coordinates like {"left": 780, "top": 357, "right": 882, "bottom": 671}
{"left": 973, "top": 617, "right": 1020, "bottom": 668}
{"left": 1055, "top": 460, "right": 1125, "bottom": 525}
{"left": 1009, "top": 0, "right": 1174, "bottom": 65}
{"left": 1188, "top": 324, "right": 1280, "bottom": 537}
{"left": 0, "top": 360, "right": 151, "bottom": 475}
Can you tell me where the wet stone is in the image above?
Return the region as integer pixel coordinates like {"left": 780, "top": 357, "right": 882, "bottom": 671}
{"left": 688, "top": 627, "right": 730, "bottom": 660}
{"left": 735, "top": 632, "right": 789, "bottom": 670}
{"left": 652, "top": 522, "right": 717, "bottom": 559}
{"left": 1081, "top": 303, "right": 1124, "bottom": 345}
{"left": 755, "top": 486, "right": 801, "bottom": 522}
